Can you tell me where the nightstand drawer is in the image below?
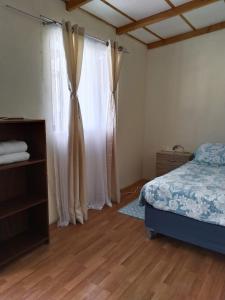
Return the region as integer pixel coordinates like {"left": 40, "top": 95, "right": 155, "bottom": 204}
{"left": 157, "top": 165, "right": 177, "bottom": 177}
{"left": 156, "top": 151, "right": 192, "bottom": 177}
{"left": 156, "top": 153, "right": 190, "bottom": 164}
{"left": 157, "top": 161, "right": 185, "bottom": 170}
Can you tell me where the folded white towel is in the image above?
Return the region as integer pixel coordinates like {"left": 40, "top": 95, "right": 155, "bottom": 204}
{"left": 0, "top": 152, "right": 30, "bottom": 165}
{"left": 0, "top": 140, "right": 28, "bottom": 156}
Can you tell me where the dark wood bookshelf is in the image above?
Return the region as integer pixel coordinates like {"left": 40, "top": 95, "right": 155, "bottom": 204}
{"left": 0, "top": 231, "right": 48, "bottom": 266}
{"left": 0, "top": 119, "right": 49, "bottom": 267}
{"left": 0, "top": 159, "right": 46, "bottom": 171}
{"left": 0, "top": 195, "right": 47, "bottom": 219}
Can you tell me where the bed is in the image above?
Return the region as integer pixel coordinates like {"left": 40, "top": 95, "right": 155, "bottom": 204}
{"left": 140, "top": 143, "right": 225, "bottom": 254}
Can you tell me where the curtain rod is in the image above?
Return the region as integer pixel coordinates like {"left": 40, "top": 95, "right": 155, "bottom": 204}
{"left": 3, "top": 4, "right": 129, "bottom": 54}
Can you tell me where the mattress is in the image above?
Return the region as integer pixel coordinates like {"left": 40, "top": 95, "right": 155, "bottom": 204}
{"left": 140, "top": 161, "right": 225, "bottom": 226}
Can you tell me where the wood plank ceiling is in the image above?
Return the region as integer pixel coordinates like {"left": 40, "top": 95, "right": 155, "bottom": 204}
{"left": 65, "top": 0, "right": 225, "bottom": 49}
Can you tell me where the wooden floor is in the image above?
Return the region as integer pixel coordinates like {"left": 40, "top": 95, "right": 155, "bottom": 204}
{"left": 1, "top": 180, "right": 225, "bottom": 300}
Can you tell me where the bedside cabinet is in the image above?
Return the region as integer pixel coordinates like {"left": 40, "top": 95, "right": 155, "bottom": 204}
{"left": 156, "top": 151, "right": 192, "bottom": 177}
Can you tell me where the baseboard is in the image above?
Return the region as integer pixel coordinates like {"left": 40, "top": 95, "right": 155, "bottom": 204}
{"left": 50, "top": 179, "right": 149, "bottom": 227}
{"left": 120, "top": 179, "right": 148, "bottom": 194}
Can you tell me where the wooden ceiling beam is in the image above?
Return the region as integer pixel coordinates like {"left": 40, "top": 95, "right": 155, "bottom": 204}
{"left": 66, "top": 0, "right": 93, "bottom": 11}
{"left": 100, "top": 0, "right": 164, "bottom": 40}
{"left": 148, "top": 20, "right": 225, "bottom": 49}
{"left": 164, "top": 0, "right": 197, "bottom": 30}
{"left": 80, "top": 8, "right": 147, "bottom": 46}
{"left": 116, "top": 0, "right": 219, "bottom": 35}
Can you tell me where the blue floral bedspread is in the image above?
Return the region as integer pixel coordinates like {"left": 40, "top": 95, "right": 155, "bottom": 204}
{"left": 140, "top": 161, "right": 225, "bottom": 226}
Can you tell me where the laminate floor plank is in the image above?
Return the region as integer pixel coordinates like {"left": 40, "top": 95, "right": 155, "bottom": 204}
{"left": 0, "top": 179, "right": 225, "bottom": 299}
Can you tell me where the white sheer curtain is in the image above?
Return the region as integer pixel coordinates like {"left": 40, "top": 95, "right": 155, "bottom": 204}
{"left": 45, "top": 25, "right": 70, "bottom": 226}
{"left": 78, "top": 37, "right": 111, "bottom": 210}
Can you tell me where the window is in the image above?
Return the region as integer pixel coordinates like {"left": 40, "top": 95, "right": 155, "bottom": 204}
{"left": 78, "top": 37, "right": 111, "bottom": 210}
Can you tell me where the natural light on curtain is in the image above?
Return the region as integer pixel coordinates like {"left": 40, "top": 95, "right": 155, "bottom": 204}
{"left": 47, "top": 25, "right": 70, "bottom": 226}
{"left": 78, "top": 37, "right": 111, "bottom": 210}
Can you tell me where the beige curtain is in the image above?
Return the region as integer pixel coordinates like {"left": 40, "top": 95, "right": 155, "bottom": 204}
{"left": 62, "top": 22, "right": 87, "bottom": 224}
{"left": 107, "top": 41, "right": 123, "bottom": 203}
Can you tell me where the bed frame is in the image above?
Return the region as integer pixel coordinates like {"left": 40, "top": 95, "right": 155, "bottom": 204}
{"left": 145, "top": 202, "right": 225, "bottom": 255}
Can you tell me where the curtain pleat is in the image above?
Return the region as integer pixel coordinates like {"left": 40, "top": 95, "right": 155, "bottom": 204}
{"left": 46, "top": 25, "right": 70, "bottom": 227}
{"left": 62, "top": 22, "right": 87, "bottom": 224}
{"left": 106, "top": 41, "right": 123, "bottom": 203}
{"left": 78, "top": 37, "right": 111, "bottom": 210}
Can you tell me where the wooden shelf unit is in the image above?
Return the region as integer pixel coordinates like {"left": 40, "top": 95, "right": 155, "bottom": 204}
{"left": 0, "top": 158, "right": 46, "bottom": 171}
{"left": 0, "top": 119, "right": 49, "bottom": 267}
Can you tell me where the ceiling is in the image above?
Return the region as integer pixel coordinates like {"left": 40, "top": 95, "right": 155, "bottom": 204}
{"left": 67, "top": 0, "right": 225, "bottom": 49}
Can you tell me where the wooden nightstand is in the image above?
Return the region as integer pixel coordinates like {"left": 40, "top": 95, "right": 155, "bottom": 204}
{"left": 156, "top": 151, "right": 192, "bottom": 177}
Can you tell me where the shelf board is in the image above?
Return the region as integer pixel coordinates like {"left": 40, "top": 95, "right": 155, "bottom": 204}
{"left": 0, "top": 159, "right": 46, "bottom": 171}
{"left": 0, "top": 195, "right": 47, "bottom": 219}
{"left": 0, "top": 119, "right": 45, "bottom": 124}
{"left": 0, "top": 231, "right": 48, "bottom": 267}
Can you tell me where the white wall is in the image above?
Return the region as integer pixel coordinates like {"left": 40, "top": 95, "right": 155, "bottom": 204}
{"left": 4, "top": 0, "right": 224, "bottom": 224}
{"left": 0, "top": 0, "right": 147, "bottom": 223}
{"left": 143, "top": 30, "right": 225, "bottom": 180}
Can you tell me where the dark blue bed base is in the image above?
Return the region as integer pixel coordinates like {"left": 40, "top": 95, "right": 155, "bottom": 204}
{"left": 145, "top": 203, "right": 225, "bottom": 255}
